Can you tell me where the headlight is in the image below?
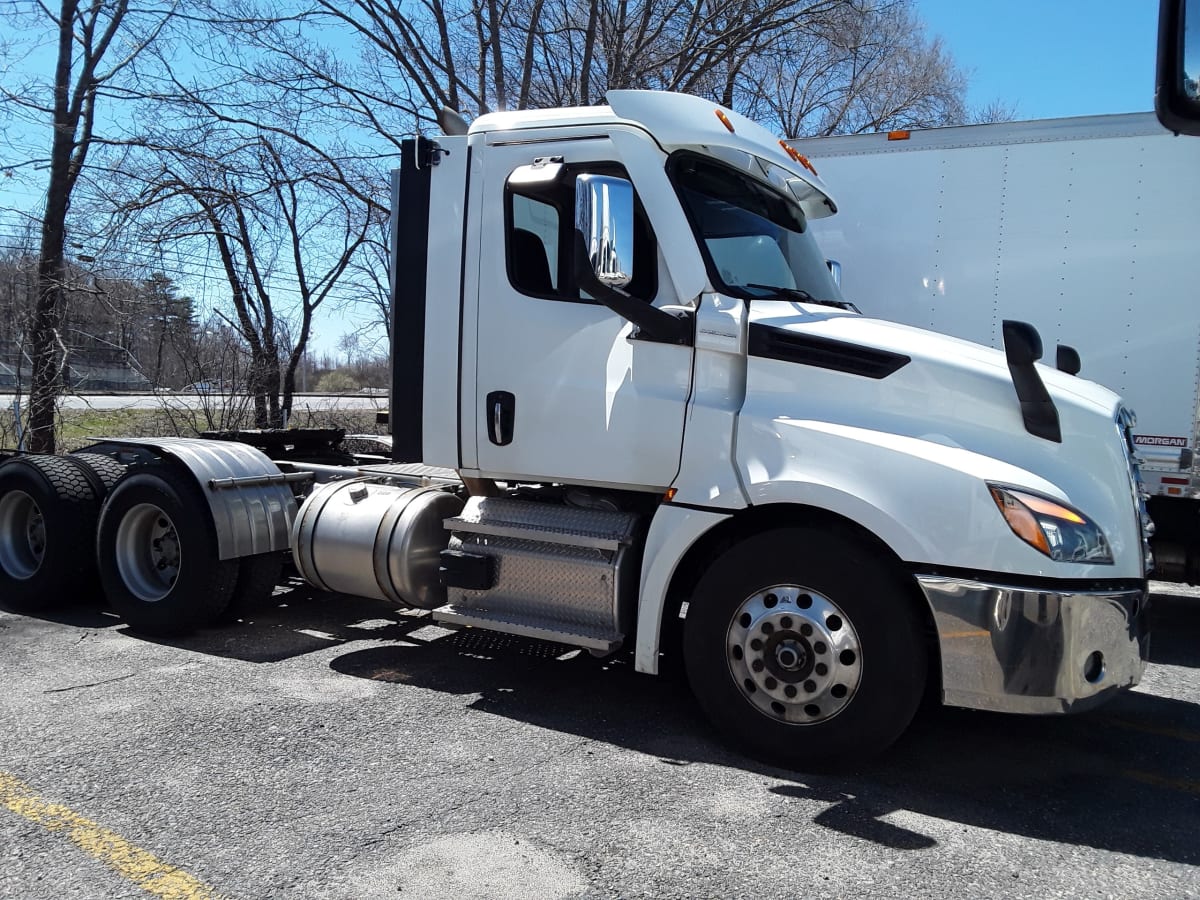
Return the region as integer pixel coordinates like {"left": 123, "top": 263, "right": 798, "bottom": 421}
{"left": 988, "top": 485, "right": 1113, "bottom": 564}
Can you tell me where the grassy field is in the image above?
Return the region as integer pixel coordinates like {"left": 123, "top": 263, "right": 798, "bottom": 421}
{"left": 2, "top": 402, "right": 385, "bottom": 453}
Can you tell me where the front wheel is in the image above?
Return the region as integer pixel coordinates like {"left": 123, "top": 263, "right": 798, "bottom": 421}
{"left": 684, "top": 527, "right": 927, "bottom": 766}
{"left": 97, "top": 469, "right": 237, "bottom": 635}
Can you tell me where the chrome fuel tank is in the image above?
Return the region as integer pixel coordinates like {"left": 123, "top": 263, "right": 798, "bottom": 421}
{"left": 292, "top": 479, "right": 463, "bottom": 609}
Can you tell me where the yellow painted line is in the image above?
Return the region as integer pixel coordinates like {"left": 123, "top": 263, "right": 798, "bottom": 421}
{"left": 940, "top": 629, "right": 990, "bottom": 638}
{"left": 1097, "top": 716, "right": 1200, "bottom": 743}
{"left": 1123, "top": 769, "right": 1200, "bottom": 796}
{"left": 0, "top": 771, "right": 222, "bottom": 900}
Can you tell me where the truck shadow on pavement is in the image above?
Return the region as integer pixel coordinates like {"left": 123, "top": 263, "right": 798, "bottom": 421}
{"left": 1145, "top": 588, "right": 1200, "bottom": 668}
{"left": 0, "top": 597, "right": 122, "bottom": 631}
{"left": 324, "top": 604, "right": 1200, "bottom": 868}
{"left": 105, "top": 579, "right": 442, "bottom": 662}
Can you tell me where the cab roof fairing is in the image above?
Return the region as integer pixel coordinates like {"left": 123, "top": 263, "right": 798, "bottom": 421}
{"left": 606, "top": 91, "right": 837, "bottom": 220}
{"left": 465, "top": 90, "right": 838, "bottom": 220}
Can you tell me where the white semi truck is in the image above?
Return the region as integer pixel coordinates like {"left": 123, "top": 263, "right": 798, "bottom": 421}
{"left": 0, "top": 92, "right": 1152, "bottom": 764}
{"left": 788, "top": 111, "right": 1200, "bottom": 583}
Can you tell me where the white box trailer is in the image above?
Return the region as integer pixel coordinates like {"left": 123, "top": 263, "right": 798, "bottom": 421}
{"left": 790, "top": 113, "right": 1200, "bottom": 582}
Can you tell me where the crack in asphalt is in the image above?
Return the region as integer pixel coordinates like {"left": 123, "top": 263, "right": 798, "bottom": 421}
{"left": 44, "top": 673, "right": 137, "bottom": 694}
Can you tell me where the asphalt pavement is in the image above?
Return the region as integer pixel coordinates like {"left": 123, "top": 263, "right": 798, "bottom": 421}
{"left": 1, "top": 580, "right": 1198, "bottom": 899}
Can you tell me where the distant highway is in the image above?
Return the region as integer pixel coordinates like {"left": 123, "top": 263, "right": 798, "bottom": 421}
{"left": 0, "top": 392, "right": 387, "bottom": 411}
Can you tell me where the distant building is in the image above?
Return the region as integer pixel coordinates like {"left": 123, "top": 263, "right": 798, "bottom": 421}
{"left": 65, "top": 364, "right": 152, "bottom": 392}
{"left": 0, "top": 343, "right": 151, "bottom": 392}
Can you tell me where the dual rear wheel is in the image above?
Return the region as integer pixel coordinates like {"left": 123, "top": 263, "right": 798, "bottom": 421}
{"left": 0, "top": 456, "right": 281, "bottom": 634}
{"left": 97, "top": 469, "right": 284, "bottom": 634}
{"left": 97, "top": 472, "right": 239, "bottom": 634}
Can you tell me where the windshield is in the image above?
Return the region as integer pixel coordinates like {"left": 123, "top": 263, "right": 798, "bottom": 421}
{"left": 669, "top": 152, "right": 844, "bottom": 305}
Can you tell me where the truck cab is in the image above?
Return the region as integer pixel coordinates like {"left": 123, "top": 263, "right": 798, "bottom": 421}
{"left": 384, "top": 91, "right": 1150, "bottom": 761}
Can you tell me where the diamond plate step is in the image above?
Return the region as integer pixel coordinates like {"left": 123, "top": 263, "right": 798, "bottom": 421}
{"left": 433, "top": 606, "right": 622, "bottom": 653}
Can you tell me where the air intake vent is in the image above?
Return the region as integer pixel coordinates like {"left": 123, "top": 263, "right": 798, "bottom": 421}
{"left": 748, "top": 325, "right": 910, "bottom": 379}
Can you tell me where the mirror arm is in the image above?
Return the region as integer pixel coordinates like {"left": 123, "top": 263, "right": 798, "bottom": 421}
{"left": 572, "top": 232, "right": 691, "bottom": 344}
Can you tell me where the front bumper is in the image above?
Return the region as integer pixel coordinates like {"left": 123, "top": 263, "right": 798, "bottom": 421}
{"left": 916, "top": 576, "right": 1149, "bottom": 714}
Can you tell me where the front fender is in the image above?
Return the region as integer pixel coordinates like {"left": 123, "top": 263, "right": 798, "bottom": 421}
{"left": 634, "top": 502, "right": 731, "bottom": 674}
{"left": 737, "top": 417, "right": 1131, "bottom": 580}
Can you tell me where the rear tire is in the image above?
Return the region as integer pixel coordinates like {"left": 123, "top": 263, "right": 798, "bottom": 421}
{"left": 684, "top": 527, "right": 927, "bottom": 767}
{"left": 97, "top": 468, "right": 237, "bottom": 635}
{"left": 71, "top": 451, "right": 128, "bottom": 493}
{"left": 0, "top": 456, "right": 109, "bottom": 611}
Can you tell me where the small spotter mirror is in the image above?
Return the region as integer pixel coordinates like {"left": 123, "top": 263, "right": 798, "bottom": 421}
{"left": 508, "top": 156, "right": 565, "bottom": 187}
{"left": 575, "top": 174, "right": 634, "bottom": 290}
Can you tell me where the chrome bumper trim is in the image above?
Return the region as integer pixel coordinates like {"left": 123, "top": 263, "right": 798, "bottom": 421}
{"left": 916, "top": 576, "right": 1149, "bottom": 715}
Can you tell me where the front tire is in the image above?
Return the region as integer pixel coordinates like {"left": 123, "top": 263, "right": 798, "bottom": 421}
{"left": 684, "top": 527, "right": 927, "bottom": 766}
{"left": 97, "top": 468, "right": 237, "bottom": 635}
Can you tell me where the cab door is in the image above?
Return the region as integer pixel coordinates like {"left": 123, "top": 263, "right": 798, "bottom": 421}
{"left": 468, "top": 134, "right": 693, "bottom": 490}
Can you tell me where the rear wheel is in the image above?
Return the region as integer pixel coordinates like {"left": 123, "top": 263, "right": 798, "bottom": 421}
{"left": 71, "top": 452, "right": 128, "bottom": 493}
{"left": 684, "top": 527, "right": 927, "bottom": 766}
{"left": 97, "top": 469, "right": 237, "bottom": 635}
{"left": 0, "top": 456, "right": 108, "bottom": 611}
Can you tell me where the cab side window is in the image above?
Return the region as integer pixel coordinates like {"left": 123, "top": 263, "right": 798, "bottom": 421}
{"left": 505, "top": 163, "right": 657, "bottom": 303}
{"left": 511, "top": 195, "right": 559, "bottom": 295}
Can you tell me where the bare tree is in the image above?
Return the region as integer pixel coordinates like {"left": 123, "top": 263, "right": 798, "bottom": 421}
{"left": 2, "top": 0, "right": 178, "bottom": 452}
{"left": 283, "top": 0, "right": 977, "bottom": 134}
{"left": 732, "top": 2, "right": 971, "bottom": 136}
{"left": 117, "top": 129, "right": 370, "bottom": 428}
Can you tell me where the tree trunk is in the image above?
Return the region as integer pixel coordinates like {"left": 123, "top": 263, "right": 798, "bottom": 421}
{"left": 29, "top": 0, "right": 83, "bottom": 454}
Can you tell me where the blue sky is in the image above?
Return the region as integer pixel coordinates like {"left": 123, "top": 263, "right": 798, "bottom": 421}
{"left": 916, "top": 1, "right": 1159, "bottom": 120}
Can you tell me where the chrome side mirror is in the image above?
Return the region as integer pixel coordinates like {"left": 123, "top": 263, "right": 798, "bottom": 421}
{"left": 826, "top": 259, "right": 842, "bottom": 288}
{"left": 575, "top": 174, "right": 633, "bottom": 289}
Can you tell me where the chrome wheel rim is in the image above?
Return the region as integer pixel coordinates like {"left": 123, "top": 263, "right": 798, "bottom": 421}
{"left": 727, "top": 585, "right": 862, "bottom": 724}
{"left": 115, "top": 503, "right": 180, "bottom": 602}
{"left": 0, "top": 490, "right": 46, "bottom": 579}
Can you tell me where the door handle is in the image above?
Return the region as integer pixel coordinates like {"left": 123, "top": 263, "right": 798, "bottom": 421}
{"left": 486, "top": 391, "right": 515, "bottom": 445}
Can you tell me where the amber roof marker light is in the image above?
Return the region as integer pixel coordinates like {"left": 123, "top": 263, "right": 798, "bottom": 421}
{"left": 778, "top": 140, "right": 819, "bottom": 176}
{"left": 714, "top": 109, "right": 735, "bottom": 133}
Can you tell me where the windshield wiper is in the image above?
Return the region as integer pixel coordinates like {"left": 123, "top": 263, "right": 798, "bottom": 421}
{"left": 745, "top": 283, "right": 859, "bottom": 312}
